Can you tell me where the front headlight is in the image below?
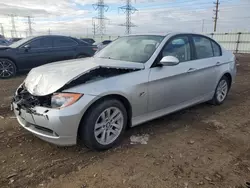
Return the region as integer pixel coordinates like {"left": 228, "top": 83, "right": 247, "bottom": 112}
{"left": 51, "top": 93, "right": 83, "bottom": 109}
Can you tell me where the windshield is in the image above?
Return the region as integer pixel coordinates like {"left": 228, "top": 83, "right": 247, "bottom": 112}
{"left": 9, "top": 36, "right": 34, "bottom": 48}
{"left": 95, "top": 35, "right": 164, "bottom": 63}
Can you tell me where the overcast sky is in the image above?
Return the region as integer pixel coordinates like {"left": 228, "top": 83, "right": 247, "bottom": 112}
{"left": 0, "top": 0, "right": 250, "bottom": 38}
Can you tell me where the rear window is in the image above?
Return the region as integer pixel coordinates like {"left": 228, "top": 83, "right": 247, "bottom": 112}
{"left": 212, "top": 41, "right": 221, "bottom": 56}
{"left": 53, "top": 37, "right": 77, "bottom": 47}
{"left": 193, "top": 36, "right": 213, "bottom": 59}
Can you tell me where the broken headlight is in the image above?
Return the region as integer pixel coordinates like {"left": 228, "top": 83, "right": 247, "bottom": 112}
{"left": 51, "top": 93, "right": 82, "bottom": 109}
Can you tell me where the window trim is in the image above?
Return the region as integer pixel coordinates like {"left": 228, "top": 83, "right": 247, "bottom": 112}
{"left": 19, "top": 36, "right": 53, "bottom": 49}
{"left": 151, "top": 34, "right": 194, "bottom": 68}
{"left": 191, "top": 34, "right": 222, "bottom": 60}
{"left": 52, "top": 36, "right": 78, "bottom": 48}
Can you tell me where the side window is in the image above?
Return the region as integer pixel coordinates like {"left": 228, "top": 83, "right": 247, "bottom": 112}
{"left": 211, "top": 41, "right": 221, "bottom": 56}
{"left": 28, "top": 39, "right": 41, "bottom": 48}
{"left": 40, "top": 38, "right": 53, "bottom": 48}
{"left": 193, "top": 36, "right": 213, "bottom": 59}
{"left": 162, "top": 36, "right": 191, "bottom": 62}
{"left": 53, "top": 37, "right": 77, "bottom": 47}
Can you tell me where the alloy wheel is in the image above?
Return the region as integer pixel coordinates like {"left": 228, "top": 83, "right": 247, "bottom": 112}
{"left": 216, "top": 79, "right": 228, "bottom": 103}
{"left": 0, "top": 59, "right": 15, "bottom": 78}
{"left": 94, "top": 107, "right": 124, "bottom": 145}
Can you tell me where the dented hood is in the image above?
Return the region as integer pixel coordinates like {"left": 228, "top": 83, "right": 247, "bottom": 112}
{"left": 24, "top": 57, "right": 144, "bottom": 96}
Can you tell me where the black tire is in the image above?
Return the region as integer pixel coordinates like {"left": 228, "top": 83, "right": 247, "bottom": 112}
{"left": 78, "top": 99, "right": 127, "bottom": 151}
{"left": 0, "top": 58, "right": 17, "bottom": 79}
{"left": 210, "top": 76, "right": 230, "bottom": 105}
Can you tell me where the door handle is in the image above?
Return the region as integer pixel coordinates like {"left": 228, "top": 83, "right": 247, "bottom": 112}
{"left": 216, "top": 62, "right": 221, "bottom": 66}
{"left": 187, "top": 68, "right": 197, "bottom": 73}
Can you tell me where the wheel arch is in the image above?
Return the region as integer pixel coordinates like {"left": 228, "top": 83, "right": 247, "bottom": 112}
{"left": 77, "top": 94, "right": 132, "bottom": 139}
{"left": 222, "top": 72, "right": 232, "bottom": 89}
{"left": 0, "top": 57, "right": 18, "bottom": 70}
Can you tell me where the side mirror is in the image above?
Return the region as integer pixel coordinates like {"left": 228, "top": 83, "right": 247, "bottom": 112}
{"left": 160, "top": 56, "right": 179, "bottom": 66}
{"left": 23, "top": 44, "right": 31, "bottom": 50}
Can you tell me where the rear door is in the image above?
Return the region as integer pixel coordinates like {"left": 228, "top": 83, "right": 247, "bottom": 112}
{"left": 190, "top": 35, "right": 222, "bottom": 96}
{"left": 50, "top": 36, "right": 78, "bottom": 62}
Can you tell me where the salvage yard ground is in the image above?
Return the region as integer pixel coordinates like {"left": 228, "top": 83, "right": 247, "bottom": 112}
{"left": 0, "top": 55, "right": 250, "bottom": 188}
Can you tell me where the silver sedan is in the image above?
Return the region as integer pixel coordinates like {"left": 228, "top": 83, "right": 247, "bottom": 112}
{"left": 12, "top": 33, "right": 237, "bottom": 150}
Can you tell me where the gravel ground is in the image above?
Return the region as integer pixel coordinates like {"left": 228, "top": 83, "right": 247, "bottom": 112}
{"left": 0, "top": 54, "right": 250, "bottom": 188}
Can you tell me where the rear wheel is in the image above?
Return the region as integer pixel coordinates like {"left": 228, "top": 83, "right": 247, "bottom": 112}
{"left": 0, "top": 58, "right": 16, "bottom": 79}
{"left": 78, "top": 99, "right": 127, "bottom": 151}
{"left": 211, "top": 76, "right": 229, "bottom": 105}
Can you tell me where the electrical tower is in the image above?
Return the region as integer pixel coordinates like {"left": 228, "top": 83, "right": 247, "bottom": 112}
{"left": 0, "top": 23, "right": 4, "bottom": 37}
{"left": 119, "top": 0, "right": 138, "bottom": 35}
{"left": 92, "top": 20, "right": 96, "bottom": 36}
{"left": 92, "top": 0, "right": 109, "bottom": 36}
{"left": 25, "top": 16, "right": 34, "bottom": 36}
{"left": 213, "top": 0, "right": 219, "bottom": 32}
{"left": 10, "top": 14, "right": 17, "bottom": 38}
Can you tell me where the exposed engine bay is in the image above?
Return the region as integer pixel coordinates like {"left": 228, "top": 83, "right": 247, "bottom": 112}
{"left": 13, "top": 67, "right": 139, "bottom": 110}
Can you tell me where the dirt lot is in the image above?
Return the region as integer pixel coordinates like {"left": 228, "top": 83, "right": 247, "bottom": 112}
{"left": 0, "top": 55, "right": 250, "bottom": 188}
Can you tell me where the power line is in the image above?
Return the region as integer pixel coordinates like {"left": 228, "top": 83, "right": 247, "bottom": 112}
{"left": 25, "top": 16, "right": 34, "bottom": 36}
{"left": 0, "top": 23, "right": 4, "bottom": 36}
{"left": 9, "top": 14, "right": 17, "bottom": 38}
{"left": 92, "top": 0, "right": 109, "bottom": 36}
{"left": 119, "top": 0, "right": 138, "bottom": 35}
{"left": 213, "top": 0, "right": 220, "bottom": 32}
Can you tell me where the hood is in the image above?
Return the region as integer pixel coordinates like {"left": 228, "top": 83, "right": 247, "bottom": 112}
{"left": 24, "top": 57, "right": 144, "bottom": 96}
{"left": 0, "top": 46, "right": 11, "bottom": 50}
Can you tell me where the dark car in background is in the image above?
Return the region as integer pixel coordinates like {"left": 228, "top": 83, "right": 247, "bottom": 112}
{"left": 95, "top": 40, "right": 112, "bottom": 53}
{"left": 0, "top": 35, "right": 97, "bottom": 78}
{"left": 80, "top": 38, "right": 95, "bottom": 44}
{"left": 0, "top": 38, "right": 10, "bottom": 46}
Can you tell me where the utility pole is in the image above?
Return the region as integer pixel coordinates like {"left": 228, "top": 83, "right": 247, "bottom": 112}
{"left": 10, "top": 14, "right": 17, "bottom": 38}
{"left": 0, "top": 23, "right": 4, "bottom": 37}
{"left": 25, "top": 16, "right": 33, "bottom": 36}
{"left": 213, "top": 0, "right": 219, "bottom": 32}
{"left": 119, "top": 0, "right": 138, "bottom": 35}
{"left": 202, "top": 19, "right": 205, "bottom": 32}
{"left": 92, "top": 21, "right": 96, "bottom": 36}
{"left": 92, "top": 0, "right": 109, "bottom": 36}
{"left": 48, "top": 28, "right": 51, "bottom": 35}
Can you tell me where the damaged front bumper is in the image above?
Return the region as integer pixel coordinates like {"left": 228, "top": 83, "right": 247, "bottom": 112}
{"left": 12, "top": 94, "right": 97, "bottom": 146}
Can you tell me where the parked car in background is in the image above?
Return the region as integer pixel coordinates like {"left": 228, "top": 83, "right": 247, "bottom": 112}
{"left": 0, "top": 35, "right": 97, "bottom": 78}
{"left": 95, "top": 40, "right": 112, "bottom": 52}
{"left": 12, "top": 33, "right": 236, "bottom": 150}
{"left": 0, "top": 38, "right": 10, "bottom": 46}
{"left": 10, "top": 38, "right": 23, "bottom": 43}
{"left": 80, "top": 38, "right": 95, "bottom": 44}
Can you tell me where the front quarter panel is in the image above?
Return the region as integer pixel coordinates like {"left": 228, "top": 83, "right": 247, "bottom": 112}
{"left": 64, "top": 69, "right": 150, "bottom": 118}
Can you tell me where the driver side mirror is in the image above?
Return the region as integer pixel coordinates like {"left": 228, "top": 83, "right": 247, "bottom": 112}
{"left": 160, "top": 56, "right": 179, "bottom": 66}
{"left": 23, "top": 44, "right": 31, "bottom": 51}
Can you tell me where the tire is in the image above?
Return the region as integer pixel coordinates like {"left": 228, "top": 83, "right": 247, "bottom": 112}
{"left": 78, "top": 99, "right": 127, "bottom": 151}
{"left": 0, "top": 58, "right": 17, "bottom": 79}
{"left": 210, "top": 76, "right": 230, "bottom": 105}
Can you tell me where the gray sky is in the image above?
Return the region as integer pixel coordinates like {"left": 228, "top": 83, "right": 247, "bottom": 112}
{"left": 0, "top": 0, "right": 250, "bottom": 38}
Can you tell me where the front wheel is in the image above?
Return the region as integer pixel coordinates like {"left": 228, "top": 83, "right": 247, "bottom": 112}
{"left": 211, "top": 76, "right": 229, "bottom": 105}
{"left": 78, "top": 99, "right": 127, "bottom": 151}
{"left": 0, "top": 58, "right": 17, "bottom": 79}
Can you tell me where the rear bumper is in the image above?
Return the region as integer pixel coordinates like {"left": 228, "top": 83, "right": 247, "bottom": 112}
{"left": 13, "top": 94, "right": 97, "bottom": 146}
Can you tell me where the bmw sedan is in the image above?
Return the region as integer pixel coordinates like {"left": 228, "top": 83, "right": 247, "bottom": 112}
{"left": 12, "top": 33, "right": 237, "bottom": 151}
{"left": 0, "top": 35, "right": 97, "bottom": 78}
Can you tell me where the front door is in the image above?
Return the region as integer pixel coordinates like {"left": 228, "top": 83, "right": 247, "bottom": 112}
{"left": 148, "top": 35, "right": 204, "bottom": 113}
{"left": 17, "top": 37, "right": 53, "bottom": 69}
